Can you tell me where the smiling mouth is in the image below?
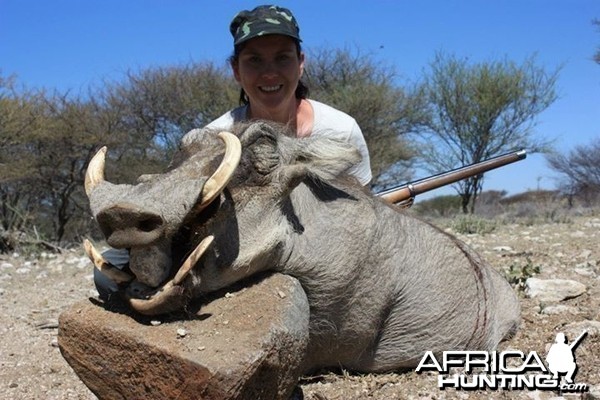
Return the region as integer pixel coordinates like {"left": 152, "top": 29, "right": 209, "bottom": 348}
{"left": 259, "top": 85, "right": 283, "bottom": 93}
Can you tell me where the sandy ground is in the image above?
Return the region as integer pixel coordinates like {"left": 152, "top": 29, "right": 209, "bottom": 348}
{"left": 0, "top": 214, "right": 599, "bottom": 399}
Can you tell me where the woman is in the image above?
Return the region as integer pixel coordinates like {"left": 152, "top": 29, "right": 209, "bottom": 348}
{"left": 184, "top": 4, "right": 372, "bottom": 185}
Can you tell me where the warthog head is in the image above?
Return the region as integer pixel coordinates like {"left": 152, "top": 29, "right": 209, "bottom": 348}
{"left": 84, "top": 128, "right": 244, "bottom": 314}
{"left": 84, "top": 121, "right": 359, "bottom": 315}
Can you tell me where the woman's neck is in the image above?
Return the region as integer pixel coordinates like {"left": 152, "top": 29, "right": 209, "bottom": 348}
{"left": 247, "top": 99, "right": 313, "bottom": 137}
{"left": 296, "top": 99, "right": 313, "bottom": 137}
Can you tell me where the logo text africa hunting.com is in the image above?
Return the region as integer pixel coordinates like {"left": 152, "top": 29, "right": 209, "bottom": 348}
{"left": 415, "top": 330, "right": 588, "bottom": 392}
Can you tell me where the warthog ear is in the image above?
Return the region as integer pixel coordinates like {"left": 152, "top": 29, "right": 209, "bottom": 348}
{"left": 239, "top": 121, "right": 361, "bottom": 192}
{"left": 239, "top": 122, "right": 283, "bottom": 177}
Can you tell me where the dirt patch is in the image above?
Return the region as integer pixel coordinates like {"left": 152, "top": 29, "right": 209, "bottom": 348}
{"left": 1, "top": 215, "right": 598, "bottom": 399}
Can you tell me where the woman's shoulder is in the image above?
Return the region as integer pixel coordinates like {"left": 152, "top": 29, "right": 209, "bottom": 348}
{"left": 309, "top": 99, "right": 358, "bottom": 133}
{"left": 182, "top": 106, "right": 247, "bottom": 145}
{"left": 206, "top": 106, "right": 247, "bottom": 129}
{"left": 310, "top": 99, "right": 354, "bottom": 120}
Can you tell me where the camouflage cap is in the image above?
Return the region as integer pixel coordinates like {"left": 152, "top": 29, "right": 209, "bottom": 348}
{"left": 229, "top": 5, "right": 301, "bottom": 46}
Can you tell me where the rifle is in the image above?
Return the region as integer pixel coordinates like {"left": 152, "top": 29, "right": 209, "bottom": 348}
{"left": 377, "top": 149, "right": 527, "bottom": 206}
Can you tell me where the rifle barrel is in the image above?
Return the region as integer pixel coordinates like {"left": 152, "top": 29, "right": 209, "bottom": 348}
{"left": 378, "top": 150, "right": 527, "bottom": 204}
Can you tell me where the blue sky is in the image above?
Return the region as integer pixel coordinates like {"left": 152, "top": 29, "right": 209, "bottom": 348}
{"left": 2, "top": 0, "right": 599, "bottom": 196}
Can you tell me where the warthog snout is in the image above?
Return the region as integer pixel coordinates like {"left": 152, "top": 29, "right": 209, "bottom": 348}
{"left": 96, "top": 204, "right": 165, "bottom": 248}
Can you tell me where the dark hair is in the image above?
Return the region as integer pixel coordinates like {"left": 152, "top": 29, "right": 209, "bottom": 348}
{"left": 229, "top": 39, "right": 309, "bottom": 106}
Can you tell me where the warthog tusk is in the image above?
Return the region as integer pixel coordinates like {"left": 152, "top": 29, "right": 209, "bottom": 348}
{"left": 128, "top": 235, "right": 215, "bottom": 315}
{"left": 85, "top": 132, "right": 240, "bottom": 209}
{"left": 83, "top": 239, "right": 133, "bottom": 284}
{"left": 197, "top": 131, "right": 241, "bottom": 211}
{"left": 84, "top": 147, "right": 107, "bottom": 196}
{"left": 173, "top": 235, "right": 214, "bottom": 285}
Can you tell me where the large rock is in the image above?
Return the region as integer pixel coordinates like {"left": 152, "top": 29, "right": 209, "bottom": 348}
{"left": 525, "top": 278, "right": 587, "bottom": 303}
{"left": 563, "top": 320, "right": 600, "bottom": 339}
{"left": 58, "top": 273, "right": 309, "bottom": 400}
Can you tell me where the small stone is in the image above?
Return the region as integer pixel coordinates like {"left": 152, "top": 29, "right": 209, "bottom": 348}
{"left": 277, "top": 290, "right": 286, "bottom": 299}
{"left": 541, "top": 305, "right": 580, "bottom": 315}
{"left": 224, "top": 292, "right": 234, "bottom": 298}
{"left": 9, "top": 382, "right": 18, "bottom": 388}
{"left": 587, "top": 384, "right": 600, "bottom": 399}
{"left": 198, "top": 346, "right": 206, "bottom": 351}
{"left": 176, "top": 328, "right": 187, "bottom": 338}
{"left": 150, "top": 320, "right": 162, "bottom": 326}
{"left": 584, "top": 218, "right": 600, "bottom": 228}
{"left": 493, "top": 246, "right": 513, "bottom": 252}
{"left": 65, "top": 257, "right": 80, "bottom": 265}
{"left": 578, "top": 249, "right": 593, "bottom": 259}
{"left": 574, "top": 267, "right": 595, "bottom": 277}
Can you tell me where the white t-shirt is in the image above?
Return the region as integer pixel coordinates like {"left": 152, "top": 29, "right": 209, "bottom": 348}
{"left": 182, "top": 99, "right": 372, "bottom": 185}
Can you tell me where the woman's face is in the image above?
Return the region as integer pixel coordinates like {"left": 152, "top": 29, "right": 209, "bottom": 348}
{"left": 232, "top": 35, "right": 304, "bottom": 116}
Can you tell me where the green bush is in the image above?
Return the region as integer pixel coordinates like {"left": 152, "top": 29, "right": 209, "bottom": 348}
{"left": 503, "top": 257, "right": 540, "bottom": 290}
{"left": 450, "top": 215, "right": 497, "bottom": 234}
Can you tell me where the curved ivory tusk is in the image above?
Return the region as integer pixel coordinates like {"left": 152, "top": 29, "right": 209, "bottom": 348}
{"left": 128, "top": 235, "right": 215, "bottom": 315}
{"left": 197, "top": 131, "right": 241, "bottom": 211}
{"left": 83, "top": 239, "right": 133, "bottom": 284}
{"left": 85, "top": 146, "right": 107, "bottom": 196}
{"left": 173, "top": 235, "right": 214, "bottom": 285}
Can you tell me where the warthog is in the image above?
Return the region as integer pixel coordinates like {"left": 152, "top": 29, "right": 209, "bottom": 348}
{"left": 84, "top": 121, "right": 519, "bottom": 372}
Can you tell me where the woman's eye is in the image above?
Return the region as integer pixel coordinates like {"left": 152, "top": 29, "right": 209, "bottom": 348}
{"left": 242, "top": 56, "right": 261, "bottom": 65}
{"left": 277, "top": 54, "right": 291, "bottom": 62}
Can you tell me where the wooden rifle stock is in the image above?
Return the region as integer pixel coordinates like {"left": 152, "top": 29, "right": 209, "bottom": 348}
{"left": 378, "top": 150, "right": 527, "bottom": 205}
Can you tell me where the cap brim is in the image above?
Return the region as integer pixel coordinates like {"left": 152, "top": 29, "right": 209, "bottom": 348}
{"left": 234, "top": 32, "right": 301, "bottom": 46}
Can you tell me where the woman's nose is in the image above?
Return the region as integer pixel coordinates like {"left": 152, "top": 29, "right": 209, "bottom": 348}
{"left": 260, "top": 62, "right": 278, "bottom": 77}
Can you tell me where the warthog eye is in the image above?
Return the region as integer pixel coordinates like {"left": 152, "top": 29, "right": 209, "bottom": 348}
{"left": 138, "top": 216, "right": 163, "bottom": 232}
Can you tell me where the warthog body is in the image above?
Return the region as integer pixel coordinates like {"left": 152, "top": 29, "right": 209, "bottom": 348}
{"left": 85, "top": 121, "right": 519, "bottom": 372}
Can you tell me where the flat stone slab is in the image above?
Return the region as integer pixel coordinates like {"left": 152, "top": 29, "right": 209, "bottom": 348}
{"left": 525, "top": 277, "right": 587, "bottom": 303}
{"left": 58, "top": 273, "right": 309, "bottom": 400}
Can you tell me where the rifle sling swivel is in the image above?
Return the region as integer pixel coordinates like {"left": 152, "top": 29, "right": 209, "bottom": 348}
{"left": 397, "top": 183, "right": 416, "bottom": 208}
{"left": 407, "top": 183, "right": 416, "bottom": 199}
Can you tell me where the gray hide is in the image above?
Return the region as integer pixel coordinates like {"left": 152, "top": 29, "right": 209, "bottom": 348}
{"left": 86, "top": 121, "right": 520, "bottom": 372}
